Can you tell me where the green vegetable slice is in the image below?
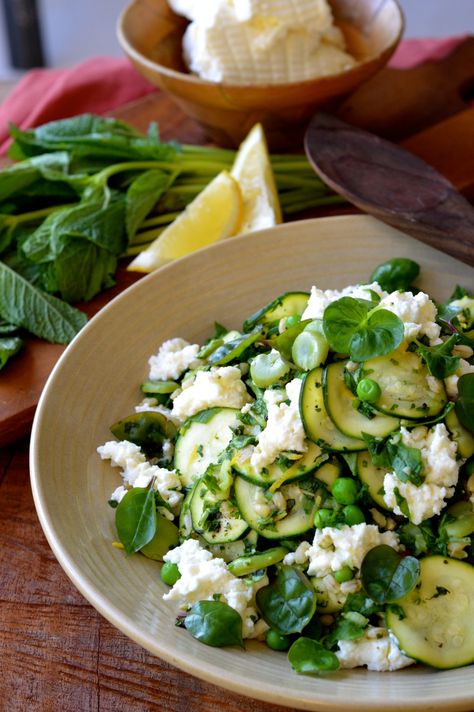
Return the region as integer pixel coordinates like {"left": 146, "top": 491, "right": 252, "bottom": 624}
{"left": 361, "top": 350, "right": 447, "bottom": 419}
{"left": 323, "top": 361, "right": 399, "bottom": 439}
{"left": 386, "top": 556, "right": 474, "bottom": 669}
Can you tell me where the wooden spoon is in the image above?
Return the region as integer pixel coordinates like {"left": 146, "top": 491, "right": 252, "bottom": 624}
{"left": 304, "top": 112, "right": 474, "bottom": 267}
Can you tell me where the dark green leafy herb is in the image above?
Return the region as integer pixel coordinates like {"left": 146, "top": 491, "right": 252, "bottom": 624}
{"left": 115, "top": 487, "right": 157, "bottom": 555}
{"left": 455, "top": 374, "right": 474, "bottom": 433}
{"left": 184, "top": 600, "right": 244, "bottom": 648}
{"left": 370, "top": 258, "right": 420, "bottom": 292}
{"left": 0, "top": 114, "right": 338, "bottom": 368}
{"left": 256, "top": 565, "right": 316, "bottom": 635}
{"left": 363, "top": 433, "right": 424, "bottom": 486}
{"left": 207, "top": 327, "right": 262, "bottom": 366}
{"left": 0, "top": 260, "right": 87, "bottom": 342}
{"left": 417, "top": 334, "right": 460, "bottom": 379}
{"left": 110, "top": 411, "right": 177, "bottom": 456}
{"left": 287, "top": 637, "right": 340, "bottom": 674}
{"left": 323, "top": 297, "right": 404, "bottom": 361}
{"left": 360, "top": 545, "right": 420, "bottom": 603}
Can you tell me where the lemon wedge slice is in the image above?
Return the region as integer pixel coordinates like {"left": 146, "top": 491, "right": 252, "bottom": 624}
{"left": 231, "top": 123, "right": 282, "bottom": 234}
{"left": 127, "top": 170, "right": 242, "bottom": 273}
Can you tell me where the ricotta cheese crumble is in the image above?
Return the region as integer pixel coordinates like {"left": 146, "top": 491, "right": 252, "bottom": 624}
{"left": 168, "top": 0, "right": 356, "bottom": 85}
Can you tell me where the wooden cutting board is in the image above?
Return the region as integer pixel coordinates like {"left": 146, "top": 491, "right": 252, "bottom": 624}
{"left": 1, "top": 37, "right": 474, "bottom": 446}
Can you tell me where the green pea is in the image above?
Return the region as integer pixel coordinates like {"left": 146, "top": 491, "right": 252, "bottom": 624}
{"left": 314, "top": 508, "right": 334, "bottom": 529}
{"left": 265, "top": 628, "right": 291, "bottom": 651}
{"left": 160, "top": 562, "right": 181, "bottom": 586}
{"left": 356, "top": 378, "right": 381, "bottom": 403}
{"left": 334, "top": 566, "right": 354, "bottom": 583}
{"left": 343, "top": 505, "right": 365, "bottom": 525}
{"left": 332, "top": 477, "right": 358, "bottom": 505}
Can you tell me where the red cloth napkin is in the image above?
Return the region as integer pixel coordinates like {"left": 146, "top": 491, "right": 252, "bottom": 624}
{"left": 0, "top": 37, "right": 467, "bottom": 155}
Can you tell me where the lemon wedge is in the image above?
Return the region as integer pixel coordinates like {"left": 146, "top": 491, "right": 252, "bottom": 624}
{"left": 127, "top": 170, "right": 242, "bottom": 273}
{"left": 231, "top": 122, "right": 282, "bottom": 234}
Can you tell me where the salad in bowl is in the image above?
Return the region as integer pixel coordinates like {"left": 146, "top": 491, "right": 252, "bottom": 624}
{"left": 98, "top": 256, "right": 474, "bottom": 675}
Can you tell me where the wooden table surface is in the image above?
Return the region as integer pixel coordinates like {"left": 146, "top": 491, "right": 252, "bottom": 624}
{"left": 2, "top": 41, "right": 474, "bottom": 709}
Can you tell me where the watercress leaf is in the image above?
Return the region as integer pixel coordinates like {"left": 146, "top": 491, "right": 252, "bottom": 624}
{"left": 385, "top": 439, "right": 424, "bottom": 486}
{"left": 323, "top": 297, "right": 370, "bottom": 354}
{"left": 349, "top": 309, "right": 404, "bottom": 361}
{"left": 455, "top": 373, "right": 474, "bottom": 432}
{"left": 0, "top": 336, "right": 23, "bottom": 369}
{"left": 343, "top": 592, "right": 381, "bottom": 618}
{"left": 115, "top": 487, "right": 157, "bottom": 555}
{"left": 0, "top": 260, "right": 87, "bottom": 342}
{"left": 370, "top": 258, "right": 420, "bottom": 292}
{"left": 125, "top": 169, "right": 174, "bottom": 238}
{"left": 417, "top": 334, "right": 461, "bottom": 379}
{"left": 184, "top": 600, "right": 244, "bottom": 648}
{"left": 327, "top": 611, "right": 368, "bottom": 644}
{"left": 288, "top": 637, "right": 340, "bottom": 675}
{"left": 256, "top": 565, "right": 316, "bottom": 634}
{"left": 360, "top": 545, "right": 420, "bottom": 603}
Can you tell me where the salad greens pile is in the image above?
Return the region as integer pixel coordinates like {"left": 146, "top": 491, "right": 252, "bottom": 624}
{"left": 0, "top": 113, "right": 339, "bottom": 370}
{"left": 100, "top": 256, "right": 474, "bottom": 675}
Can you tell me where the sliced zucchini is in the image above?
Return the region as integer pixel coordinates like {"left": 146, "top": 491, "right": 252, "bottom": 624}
{"left": 387, "top": 556, "right": 474, "bottom": 669}
{"left": 446, "top": 408, "right": 474, "bottom": 459}
{"left": 314, "top": 457, "right": 343, "bottom": 489}
{"left": 356, "top": 451, "right": 388, "bottom": 509}
{"left": 301, "top": 368, "right": 366, "bottom": 452}
{"left": 233, "top": 440, "right": 326, "bottom": 487}
{"left": 174, "top": 407, "right": 240, "bottom": 488}
{"left": 234, "top": 475, "right": 320, "bottom": 539}
{"left": 362, "top": 350, "right": 447, "bottom": 419}
{"left": 324, "top": 361, "right": 399, "bottom": 439}
{"left": 190, "top": 478, "right": 248, "bottom": 544}
{"left": 243, "top": 291, "right": 310, "bottom": 333}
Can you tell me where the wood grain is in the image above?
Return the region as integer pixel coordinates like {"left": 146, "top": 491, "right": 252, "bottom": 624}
{"left": 0, "top": 440, "right": 290, "bottom": 712}
{"left": 304, "top": 112, "right": 474, "bottom": 265}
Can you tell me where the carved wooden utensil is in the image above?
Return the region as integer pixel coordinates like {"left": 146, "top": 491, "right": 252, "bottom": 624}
{"left": 304, "top": 112, "right": 474, "bottom": 266}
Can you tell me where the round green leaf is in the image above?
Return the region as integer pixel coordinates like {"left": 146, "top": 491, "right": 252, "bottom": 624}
{"left": 184, "top": 601, "right": 244, "bottom": 648}
{"left": 288, "top": 637, "right": 340, "bottom": 674}
{"left": 360, "top": 545, "right": 420, "bottom": 604}
{"left": 256, "top": 565, "right": 316, "bottom": 635}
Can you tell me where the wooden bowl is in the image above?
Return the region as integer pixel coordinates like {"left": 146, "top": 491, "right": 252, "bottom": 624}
{"left": 117, "top": 0, "right": 404, "bottom": 150}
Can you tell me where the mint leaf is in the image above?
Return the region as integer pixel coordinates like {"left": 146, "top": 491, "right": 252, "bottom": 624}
{"left": 0, "top": 261, "right": 87, "bottom": 343}
{"left": 125, "top": 169, "right": 173, "bottom": 238}
{"left": 386, "top": 439, "right": 424, "bottom": 486}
